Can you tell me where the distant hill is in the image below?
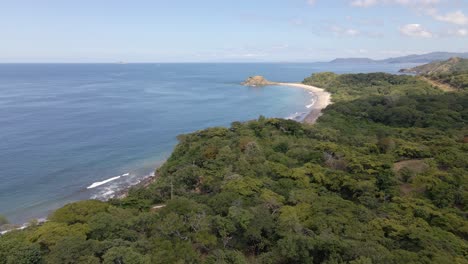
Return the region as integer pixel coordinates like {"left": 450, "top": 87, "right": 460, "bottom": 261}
{"left": 329, "top": 51, "right": 468, "bottom": 64}
{"left": 399, "top": 57, "right": 468, "bottom": 74}
{"left": 382, "top": 52, "right": 468, "bottom": 64}
{"left": 329, "top": 58, "right": 377, "bottom": 64}
{"left": 399, "top": 57, "right": 468, "bottom": 90}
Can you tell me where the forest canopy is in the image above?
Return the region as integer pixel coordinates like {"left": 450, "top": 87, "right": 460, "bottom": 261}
{"left": 1, "top": 72, "right": 467, "bottom": 264}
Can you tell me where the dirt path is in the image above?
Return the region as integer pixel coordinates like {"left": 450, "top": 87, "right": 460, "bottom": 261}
{"left": 419, "top": 76, "right": 457, "bottom": 92}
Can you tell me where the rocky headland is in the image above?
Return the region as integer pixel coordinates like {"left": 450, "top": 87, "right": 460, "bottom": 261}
{"left": 241, "top": 76, "right": 277, "bottom": 86}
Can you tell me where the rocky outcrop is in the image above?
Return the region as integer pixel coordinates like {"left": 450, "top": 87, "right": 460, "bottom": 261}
{"left": 241, "top": 76, "right": 277, "bottom": 87}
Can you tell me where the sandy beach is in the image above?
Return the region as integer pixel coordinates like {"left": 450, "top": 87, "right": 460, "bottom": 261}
{"left": 276, "top": 82, "right": 332, "bottom": 124}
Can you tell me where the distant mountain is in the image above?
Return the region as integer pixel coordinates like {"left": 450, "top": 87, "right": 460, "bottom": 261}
{"left": 399, "top": 57, "right": 468, "bottom": 74}
{"left": 329, "top": 52, "right": 468, "bottom": 64}
{"left": 381, "top": 52, "right": 468, "bottom": 64}
{"left": 329, "top": 58, "right": 377, "bottom": 64}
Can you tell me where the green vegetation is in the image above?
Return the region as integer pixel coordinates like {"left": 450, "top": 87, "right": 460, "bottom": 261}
{"left": 303, "top": 72, "right": 442, "bottom": 102}
{"left": 425, "top": 72, "right": 468, "bottom": 90}
{"left": 400, "top": 57, "right": 468, "bottom": 90}
{"left": 1, "top": 72, "right": 467, "bottom": 263}
{"left": 0, "top": 215, "right": 8, "bottom": 227}
{"left": 401, "top": 57, "right": 468, "bottom": 75}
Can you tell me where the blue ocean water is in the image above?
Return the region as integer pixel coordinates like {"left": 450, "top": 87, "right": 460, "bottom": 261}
{"left": 0, "top": 62, "right": 417, "bottom": 224}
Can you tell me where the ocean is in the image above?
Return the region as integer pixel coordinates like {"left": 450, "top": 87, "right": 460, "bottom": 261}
{"left": 0, "top": 62, "right": 417, "bottom": 224}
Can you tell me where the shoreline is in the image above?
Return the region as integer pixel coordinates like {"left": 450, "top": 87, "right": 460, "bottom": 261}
{"left": 276, "top": 82, "right": 332, "bottom": 124}
{"left": 0, "top": 173, "right": 159, "bottom": 235}
{"left": 2, "top": 81, "right": 330, "bottom": 234}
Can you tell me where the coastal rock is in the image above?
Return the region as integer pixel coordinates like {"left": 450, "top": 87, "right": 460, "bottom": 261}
{"left": 241, "top": 76, "right": 276, "bottom": 87}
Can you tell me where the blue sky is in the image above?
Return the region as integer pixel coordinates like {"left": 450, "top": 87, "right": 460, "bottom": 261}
{"left": 1, "top": 0, "right": 467, "bottom": 62}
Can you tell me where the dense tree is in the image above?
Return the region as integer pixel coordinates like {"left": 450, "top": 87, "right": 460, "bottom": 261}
{"left": 1, "top": 72, "right": 467, "bottom": 263}
{"left": 0, "top": 215, "right": 8, "bottom": 227}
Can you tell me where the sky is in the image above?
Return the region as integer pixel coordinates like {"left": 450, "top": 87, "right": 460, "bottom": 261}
{"left": 0, "top": 0, "right": 467, "bottom": 62}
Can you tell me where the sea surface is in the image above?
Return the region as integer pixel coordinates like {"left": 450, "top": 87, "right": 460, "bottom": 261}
{"left": 0, "top": 62, "right": 418, "bottom": 224}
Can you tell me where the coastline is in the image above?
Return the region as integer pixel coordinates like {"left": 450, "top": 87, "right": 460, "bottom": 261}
{"left": 276, "top": 82, "right": 332, "bottom": 124}
{"left": 2, "top": 81, "right": 330, "bottom": 234}
{"left": 105, "top": 82, "right": 330, "bottom": 200}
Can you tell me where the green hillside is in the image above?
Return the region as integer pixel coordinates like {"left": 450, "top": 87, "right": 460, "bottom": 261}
{"left": 400, "top": 57, "right": 468, "bottom": 90}
{"left": 400, "top": 57, "right": 468, "bottom": 75}
{"left": 1, "top": 73, "right": 467, "bottom": 264}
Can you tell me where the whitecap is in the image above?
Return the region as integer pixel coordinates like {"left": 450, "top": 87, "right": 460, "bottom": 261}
{"left": 87, "top": 175, "right": 121, "bottom": 189}
{"left": 306, "top": 97, "right": 316, "bottom": 109}
{"left": 286, "top": 112, "right": 307, "bottom": 121}
{"left": 0, "top": 218, "right": 47, "bottom": 236}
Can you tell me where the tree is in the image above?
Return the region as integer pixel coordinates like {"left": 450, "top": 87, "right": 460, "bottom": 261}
{"left": 46, "top": 237, "right": 99, "bottom": 264}
{"left": 0, "top": 215, "right": 8, "bottom": 227}
{"left": 0, "top": 232, "right": 42, "bottom": 264}
{"left": 49, "top": 200, "right": 110, "bottom": 225}
{"left": 103, "top": 246, "right": 150, "bottom": 264}
{"left": 28, "top": 222, "right": 89, "bottom": 248}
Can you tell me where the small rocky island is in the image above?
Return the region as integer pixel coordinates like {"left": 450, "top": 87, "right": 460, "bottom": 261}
{"left": 241, "top": 75, "right": 277, "bottom": 87}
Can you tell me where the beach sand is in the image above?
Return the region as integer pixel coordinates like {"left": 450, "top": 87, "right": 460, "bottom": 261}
{"left": 276, "top": 83, "right": 332, "bottom": 124}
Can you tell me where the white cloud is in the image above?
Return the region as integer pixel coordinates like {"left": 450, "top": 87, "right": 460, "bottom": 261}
{"left": 399, "top": 24, "right": 433, "bottom": 38}
{"left": 456, "top": 28, "right": 468, "bottom": 36}
{"left": 392, "top": 0, "right": 440, "bottom": 5}
{"left": 307, "top": 0, "right": 317, "bottom": 5}
{"left": 446, "top": 28, "right": 468, "bottom": 37}
{"left": 351, "top": 0, "right": 378, "bottom": 7}
{"left": 345, "top": 29, "right": 360, "bottom": 36}
{"left": 270, "top": 44, "right": 290, "bottom": 50}
{"left": 434, "top": 10, "right": 468, "bottom": 25}
{"left": 290, "top": 18, "right": 304, "bottom": 26}
{"left": 454, "top": 28, "right": 468, "bottom": 36}
{"left": 331, "top": 26, "right": 361, "bottom": 36}
{"left": 350, "top": 0, "right": 440, "bottom": 8}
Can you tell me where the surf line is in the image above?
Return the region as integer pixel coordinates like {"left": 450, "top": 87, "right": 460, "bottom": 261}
{"left": 87, "top": 173, "right": 130, "bottom": 189}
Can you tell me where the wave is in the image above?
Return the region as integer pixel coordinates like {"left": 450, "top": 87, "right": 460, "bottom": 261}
{"left": 286, "top": 90, "right": 317, "bottom": 121}
{"left": 90, "top": 172, "right": 154, "bottom": 200}
{"left": 1, "top": 218, "right": 47, "bottom": 236}
{"left": 286, "top": 112, "right": 308, "bottom": 121}
{"left": 86, "top": 173, "right": 130, "bottom": 189}
{"left": 306, "top": 95, "right": 317, "bottom": 109}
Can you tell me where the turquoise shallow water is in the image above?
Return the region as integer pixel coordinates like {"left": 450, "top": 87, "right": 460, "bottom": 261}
{"left": 0, "top": 62, "right": 417, "bottom": 224}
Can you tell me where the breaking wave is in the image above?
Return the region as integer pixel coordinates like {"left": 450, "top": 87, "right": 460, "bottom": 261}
{"left": 86, "top": 173, "right": 130, "bottom": 189}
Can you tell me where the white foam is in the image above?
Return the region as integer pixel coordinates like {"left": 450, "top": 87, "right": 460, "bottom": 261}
{"left": 286, "top": 112, "right": 307, "bottom": 121}
{"left": 306, "top": 97, "right": 316, "bottom": 109}
{"left": 87, "top": 175, "right": 121, "bottom": 189}
{"left": 88, "top": 172, "right": 154, "bottom": 200}
{"left": 0, "top": 218, "right": 47, "bottom": 236}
